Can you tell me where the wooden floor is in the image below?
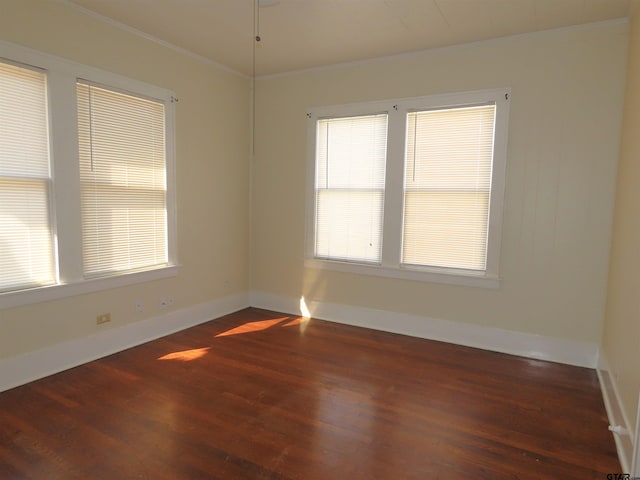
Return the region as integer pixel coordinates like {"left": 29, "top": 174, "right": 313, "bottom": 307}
{"left": 0, "top": 308, "right": 620, "bottom": 479}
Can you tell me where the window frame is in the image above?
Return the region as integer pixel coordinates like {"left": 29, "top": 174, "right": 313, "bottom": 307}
{"left": 305, "top": 88, "right": 510, "bottom": 288}
{"left": 0, "top": 41, "right": 178, "bottom": 309}
{"left": 76, "top": 79, "right": 168, "bottom": 279}
{"left": 0, "top": 60, "right": 56, "bottom": 293}
{"left": 313, "top": 112, "right": 389, "bottom": 265}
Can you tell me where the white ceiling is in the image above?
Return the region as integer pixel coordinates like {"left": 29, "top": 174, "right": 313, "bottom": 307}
{"left": 63, "top": 0, "right": 634, "bottom": 76}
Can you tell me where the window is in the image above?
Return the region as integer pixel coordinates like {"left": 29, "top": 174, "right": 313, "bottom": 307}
{"left": 402, "top": 104, "right": 496, "bottom": 271}
{"left": 306, "top": 89, "right": 509, "bottom": 288}
{"left": 314, "top": 114, "right": 387, "bottom": 264}
{"left": 77, "top": 82, "right": 168, "bottom": 277}
{"left": 0, "top": 61, "right": 55, "bottom": 292}
{"left": 0, "top": 42, "right": 177, "bottom": 309}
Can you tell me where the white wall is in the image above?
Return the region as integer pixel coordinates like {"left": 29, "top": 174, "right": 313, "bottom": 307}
{"left": 0, "top": 0, "right": 250, "bottom": 360}
{"left": 251, "top": 22, "right": 627, "bottom": 346}
{"left": 0, "top": 2, "right": 630, "bottom": 393}
{"left": 601, "top": 4, "right": 640, "bottom": 469}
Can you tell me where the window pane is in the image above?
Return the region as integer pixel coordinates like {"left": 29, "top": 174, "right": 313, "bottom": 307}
{"left": 0, "top": 63, "right": 50, "bottom": 178}
{"left": 315, "top": 114, "right": 387, "bottom": 263}
{"left": 315, "top": 190, "right": 384, "bottom": 263}
{"left": 402, "top": 104, "right": 496, "bottom": 271}
{"left": 0, "top": 62, "right": 55, "bottom": 292}
{"left": 77, "top": 82, "right": 168, "bottom": 278}
{"left": 403, "top": 191, "right": 490, "bottom": 270}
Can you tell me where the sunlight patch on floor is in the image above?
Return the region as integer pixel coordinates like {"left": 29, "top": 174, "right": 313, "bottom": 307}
{"left": 215, "top": 317, "right": 290, "bottom": 337}
{"left": 214, "top": 314, "right": 311, "bottom": 337}
{"left": 158, "top": 347, "right": 210, "bottom": 362}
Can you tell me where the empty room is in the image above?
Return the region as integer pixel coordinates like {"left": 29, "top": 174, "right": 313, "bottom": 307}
{"left": 1, "top": 0, "right": 639, "bottom": 478}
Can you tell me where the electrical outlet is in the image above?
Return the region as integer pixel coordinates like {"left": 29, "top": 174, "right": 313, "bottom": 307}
{"left": 96, "top": 313, "right": 111, "bottom": 325}
{"left": 135, "top": 301, "right": 144, "bottom": 313}
{"left": 160, "top": 296, "right": 174, "bottom": 309}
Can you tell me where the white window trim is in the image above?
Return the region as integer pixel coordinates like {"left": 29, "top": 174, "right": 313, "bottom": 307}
{"left": 305, "top": 88, "right": 510, "bottom": 289}
{"left": 0, "top": 266, "right": 179, "bottom": 310}
{"left": 0, "top": 41, "right": 178, "bottom": 309}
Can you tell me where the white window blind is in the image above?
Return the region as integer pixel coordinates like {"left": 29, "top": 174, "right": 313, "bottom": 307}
{"left": 0, "top": 61, "right": 55, "bottom": 292}
{"left": 402, "top": 104, "right": 496, "bottom": 271}
{"left": 314, "top": 114, "right": 387, "bottom": 263}
{"left": 77, "top": 82, "right": 168, "bottom": 278}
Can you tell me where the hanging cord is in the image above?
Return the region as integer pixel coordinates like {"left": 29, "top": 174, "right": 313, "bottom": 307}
{"left": 412, "top": 113, "right": 417, "bottom": 182}
{"left": 88, "top": 85, "right": 95, "bottom": 172}
{"left": 325, "top": 123, "right": 329, "bottom": 187}
{"left": 255, "top": 0, "right": 261, "bottom": 44}
{"left": 251, "top": 0, "right": 261, "bottom": 158}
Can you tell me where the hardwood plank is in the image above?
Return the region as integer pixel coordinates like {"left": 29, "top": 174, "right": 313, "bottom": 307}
{"left": 0, "top": 307, "right": 620, "bottom": 479}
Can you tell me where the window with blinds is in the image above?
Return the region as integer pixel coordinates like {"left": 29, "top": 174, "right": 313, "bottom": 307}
{"left": 77, "top": 82, "right": 168, "bottom": 278}
{"left": 314, "top": 114, "right": 387, "bottom": 263}
{"left": 402, "top": 104, "right": 496, "bottom": 271}
{"left": 0, "top": 43, "right": 177, "bottom": 307}
{"left": 0, "top": 61, "right": 55, "bottom": 293}
{"left": 307, "top": 89, "right": 508, "bottom": 287}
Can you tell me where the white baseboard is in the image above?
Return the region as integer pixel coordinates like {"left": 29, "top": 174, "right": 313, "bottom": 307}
{"left": 597, "top": 352, "right": 635, "bottom": 474}
{"left": 0, "top": 289, "right": 601, "bottom": 395}
{"left": 634, "top": 396, "right": 640, "bottom": 476}
{"left": 250, "top": 291, "right": 599, "bottom": 368}
{"left": 0, "top": 292, "right": 250, "bottom": 393}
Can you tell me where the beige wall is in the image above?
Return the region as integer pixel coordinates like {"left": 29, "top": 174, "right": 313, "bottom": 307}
{"left": 0, "top": 0, "right": 250, "bottom": 358}
{"left": 252, "top": 22, "right": 627, "bottom": 343}
{"left": 0, "top": 1, "right": 631, "bottom": 381}
{"left": 602, "top": 7, "right": 640, "bottom": 433}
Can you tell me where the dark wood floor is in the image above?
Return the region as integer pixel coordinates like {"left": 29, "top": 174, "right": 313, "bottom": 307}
{"left": 0, "top": 307, "right": 620, "bottom": 479}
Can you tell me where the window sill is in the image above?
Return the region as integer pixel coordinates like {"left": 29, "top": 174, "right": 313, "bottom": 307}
{"left": 304, "top": 258, "right": 499, "bottom": 289}
{"left": 0, "top": 265, "right": 179, "bottom": 310}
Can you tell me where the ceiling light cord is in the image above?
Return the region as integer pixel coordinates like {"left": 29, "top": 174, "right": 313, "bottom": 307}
{"left": 251, "top": 0, "right": 268, "bottom": 157}
{"left": 255, "top": 0, "right": 261, "bottom": 44}
{"left": 252, "top": 0, "right": 259, "bottom": 158}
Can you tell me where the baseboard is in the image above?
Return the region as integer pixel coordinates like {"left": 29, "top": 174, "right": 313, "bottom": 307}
{"left": 1, "top": 289, "right": 601, "bottom": 396}
{"left": 597, "top": 352, "right": 635, "bottom": 473}
{"left": 250, "top": 291, "right": 599, "bottom": 368}
{"left": 0, "top": 292, "right": 250, "bottom": 393}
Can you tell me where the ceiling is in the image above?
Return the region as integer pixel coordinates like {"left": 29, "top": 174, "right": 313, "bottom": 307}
{"left": 62, "top": 0, "right": 635, "bottom": 77}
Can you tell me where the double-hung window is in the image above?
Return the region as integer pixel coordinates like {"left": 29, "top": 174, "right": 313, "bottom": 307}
{"left": 306, "top": 89, "right": 509, "bottom": 288}
{"left": 0, "top": 61, "right": 55, "bottom": 293}
{"left": 314, "top": 114, "right": 387, "bottom": 264}
{"left": 0, "top": 42, "right": 177, "bottom": 309}
{"left": 77, "top": 82, "right": 169, "bottom": 278}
